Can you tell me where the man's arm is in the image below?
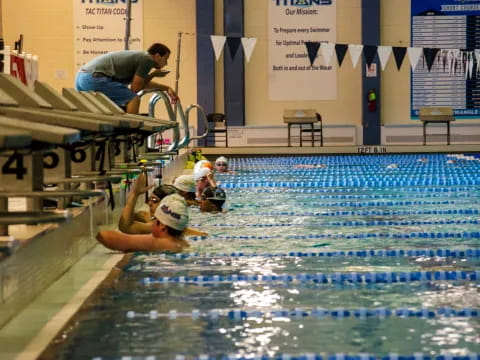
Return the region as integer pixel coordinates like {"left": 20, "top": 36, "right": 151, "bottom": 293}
{"left": 96, "top": 231, "right": 182, "bottom": 253}
{"left": 118, "top": 173, "right": 153, "bottom": 234}
{"left": 130, "top": 73, "right": 178, "bottom": 103}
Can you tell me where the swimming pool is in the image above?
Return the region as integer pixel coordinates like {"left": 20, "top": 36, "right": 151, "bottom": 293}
{"left": 43, "top": 154, "right": 480, "bottom": 360}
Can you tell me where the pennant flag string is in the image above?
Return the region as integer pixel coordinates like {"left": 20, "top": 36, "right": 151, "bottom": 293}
{"left": 180, "top": 31, "right": 478, "bottom": 76}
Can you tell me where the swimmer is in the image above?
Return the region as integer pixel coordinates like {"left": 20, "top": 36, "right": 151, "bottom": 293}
{"left": 417, "top": 157, "right": 428, "bottom": 164}
{"left": 118, "top": 173, "right": 206, "bottom": 236}
{"left": 194, "top": 166, "right": 217, "bottom": 200}
{"left": 199, "top": 186, "right": 227, "bottom": 213}
{"left": 172, "top": 174, "right": 197, "bottom": 206}
{"left": 133, "top": 183, "right": 176, "bottom": 223}
{"left": 386, "top": 163, "right": 398, "bottom": 169}
{"left": 214, "top": 156, "right": 236, "bottom": 174}
{"left": 97, "top": 194, "right": 190, "bottom": 253}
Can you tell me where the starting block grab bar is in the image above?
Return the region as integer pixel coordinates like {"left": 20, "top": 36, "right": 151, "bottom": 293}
{"left": 146, "top": 90, "right": 209, "bottom": 151}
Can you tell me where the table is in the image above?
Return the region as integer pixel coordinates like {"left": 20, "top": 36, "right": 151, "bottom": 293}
{"left": 419, "top": 107, "right": 455, "bottom": 145}
{"left": 283, "top": 109, "right": 318, "bottom": 147}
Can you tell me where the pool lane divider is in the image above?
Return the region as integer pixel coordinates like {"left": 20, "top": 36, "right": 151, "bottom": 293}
{"left": 220, "top": 180, "right": 480, "bottom": 188}
{"left": 151, "top": 248, "right": 480, "bottom": 259}
{"left": 233, "top": 209, "right": 479, "bottom": 217}
{"left": 230, "top": 187, "right": 477, "bottom": 194}
{"left": 238, "top": 199, "right": 473, "bottom": 208}
{"left": 188, "top": 230, "right": 480, "bottom": 241}
{"left": 91, "top": 353, "right": 480, "bottom": 360}
{"left": 125, "top": 307, "right": 479, "bottom": 321}
{"left": 142, "top": 270, "right": 480, "bottom": 285}
{"left": 199, "top": 219, "right": 480, "bottom": 228}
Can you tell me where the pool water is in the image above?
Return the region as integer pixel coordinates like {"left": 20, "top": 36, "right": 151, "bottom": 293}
{"left": 44, "top": 154, "right": 480, "bottom": 360}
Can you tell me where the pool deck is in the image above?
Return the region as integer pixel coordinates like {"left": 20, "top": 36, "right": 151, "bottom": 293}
{"left": 199, "top": 144, "right": 480, "bottom": 156}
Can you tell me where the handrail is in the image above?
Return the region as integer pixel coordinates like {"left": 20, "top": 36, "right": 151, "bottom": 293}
{"left": 138, "top": 90, "right": 209, "bottom": 150}
{"left": 141, "top": 90, "right": 180, "bottom": 153}
{"left": 179, "top": 103, "right": 209, "bottom": 146}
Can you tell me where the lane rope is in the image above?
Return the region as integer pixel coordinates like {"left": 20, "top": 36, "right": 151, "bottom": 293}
{"left": 142, "top": 270, "right": 480, "bottom": 285}
{"left": 125, "top": 307, "right": 479, "bottom": 321}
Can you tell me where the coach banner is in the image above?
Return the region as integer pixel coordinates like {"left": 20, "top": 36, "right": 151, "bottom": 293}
{"left": 411, "top": 0, "right": 480, "bottom": 118}
{"left": 74, "top": 0, "right": 143, "bottom": 71}
{"left": 268, "top": 0, "right": 336, "bottom": 101}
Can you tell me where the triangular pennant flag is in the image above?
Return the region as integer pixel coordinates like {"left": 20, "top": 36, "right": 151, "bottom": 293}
{"left": 305, "top": 41, "right": 320, "bottom": 66}
{"left": 407, "top": 47, "right": 423, "bottom": 72}
{"left": 335, "top": 44, "right": 348, "bottom": 67}
{"left": 392, "top": 47, "right": 407, "bottom": 70}
{"left": 348, "top": 44, "right": 364, "bottom": 68}
{"left": 363, "top": 45, "right": 378, "bottom": 67}
{"left": 377, "top": 46, "right": 392, "bottom": 71}
{"left": 226, "top": 37, "right": 242, "bottom": 59}
{"left": 423, "top": 47, "right": 440, "bottom": 71}
{"left": 210, "top": 35, "right": 226, "bottom": 61}
{"left": 320, "top": 42, "right": 335, "bottom": 66}
{"left": 241, "top": 37, "right": 257, "bottom": 62}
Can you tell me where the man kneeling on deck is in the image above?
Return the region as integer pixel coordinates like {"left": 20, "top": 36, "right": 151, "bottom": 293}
{"left": 96, "top": 194, "right": 190, "bottom": 253}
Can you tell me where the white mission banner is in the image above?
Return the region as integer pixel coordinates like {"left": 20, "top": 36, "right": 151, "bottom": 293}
{"left": 73, "top": 0, "right": 143, "bottom": 71}
{"left": 268, "top": 0, "right": 337, "bottom": 101}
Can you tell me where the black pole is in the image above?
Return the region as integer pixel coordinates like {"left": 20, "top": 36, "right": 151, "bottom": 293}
{"left": 124, "top": 0, "right": 132, "bottom": 50}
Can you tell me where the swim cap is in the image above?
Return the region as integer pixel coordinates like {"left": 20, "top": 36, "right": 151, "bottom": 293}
{"left": 215, "top": 156, "right": 228, "bottom": 165}
{"left": 173, "top": 175, "right": 196, "bottom": 193}
{"left": 193, "top": 160, "right": 213, "bottom": 174}
{"left": 193, "top": 160, "right": 213, "bottom": 181}
{"left": 194, "top": 167, "right": 211, "bottom": 181}
{"left": 202, "top": 187, "right": 226, "bottom": 203}
{"left": 154, "top": 194, "right": 189, "bottom": 231}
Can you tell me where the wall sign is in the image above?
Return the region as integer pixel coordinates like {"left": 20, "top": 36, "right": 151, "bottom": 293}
{"left": 73, "top": 0, "right": 143, "bottom": 71}
{"left": 268, "top": 0, "right": 337, "bottom": 101}
{"left": 411, "top": 0, "right": 480, "bottom": 118}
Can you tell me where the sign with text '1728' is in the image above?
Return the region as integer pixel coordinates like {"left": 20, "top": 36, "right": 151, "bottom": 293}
{"left": 73, "top": 0, "right": 143, "bottom": 72}
{"left": 268, "top": 0, "right": 337, "bottom": 101}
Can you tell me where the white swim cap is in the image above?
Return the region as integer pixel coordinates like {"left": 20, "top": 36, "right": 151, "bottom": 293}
{"left": 154, "top": 194, "right": 189, "bottom": 231}
{"left": 215, "top": 156, "right": 228, "bottom": 165}
{"left": 193, "top": 160, "right": 213, "bottom": 174}
{"left": 173, "top": 175, "right": 196, "bottom": 193}
{"left": 194, "top": 167, "right": 211, "bottom": 181}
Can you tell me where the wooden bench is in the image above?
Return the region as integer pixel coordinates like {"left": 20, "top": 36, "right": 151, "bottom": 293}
{"left": 419, "top": 107, "right": 455, "bottom": 145}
